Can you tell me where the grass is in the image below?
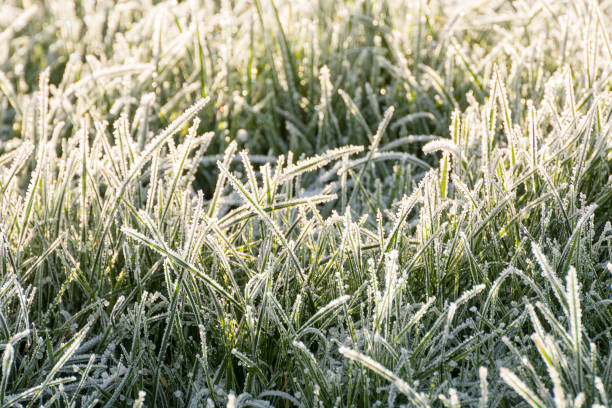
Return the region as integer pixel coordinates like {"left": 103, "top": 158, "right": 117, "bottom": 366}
{"left": 0, "top": 0, "right": 611, "bottom": 406}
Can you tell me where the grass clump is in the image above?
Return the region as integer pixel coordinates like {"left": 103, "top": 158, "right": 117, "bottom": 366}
{"left": 0, "top": 0, "right": 612, "bottom": 406}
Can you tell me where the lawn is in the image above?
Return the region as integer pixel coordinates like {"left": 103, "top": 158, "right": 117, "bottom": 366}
{"left": 0, "top": 0, "right": 611, "bottom": 406}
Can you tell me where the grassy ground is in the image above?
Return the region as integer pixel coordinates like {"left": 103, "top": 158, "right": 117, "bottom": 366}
{"left": 0, "top": 0, "right": 611, "bottom": 406}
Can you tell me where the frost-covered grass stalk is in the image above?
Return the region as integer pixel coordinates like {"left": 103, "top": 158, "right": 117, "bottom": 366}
{"left": 0, "top": 0, "right": 611, "bottom": 406}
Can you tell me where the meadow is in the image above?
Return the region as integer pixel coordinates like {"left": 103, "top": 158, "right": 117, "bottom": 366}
{"left": 0, "top": 0, "right": 611, "bottom": 406}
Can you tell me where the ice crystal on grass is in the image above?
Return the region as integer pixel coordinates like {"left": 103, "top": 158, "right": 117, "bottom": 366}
{"left": 0, "top": 0, "right": 611, "bottom": 406}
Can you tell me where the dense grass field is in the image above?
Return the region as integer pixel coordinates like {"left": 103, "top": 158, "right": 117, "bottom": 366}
{"left": 1, "top": 0, "right": 612, "bottom": 406}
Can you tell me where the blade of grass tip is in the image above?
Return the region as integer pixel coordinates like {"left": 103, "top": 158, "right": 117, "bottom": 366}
{"left": 240, "top": 150, "right": 260, "bottom": 202}
{"left": 338, "top": 89, "right": 373, "bottom": 142}
{"left": 0, "top": 141, "right": 34, "bottom": 198}
{"left": 26, "top": 322, "right": 92, "bottom": 408}
{"left": 217, "top": 162, "right": 307, "bottom": 283}
{"left": 531, "top": 243, "right": 568, "bottom": 314}
{"left": 0, "top": 230, "right": 18, "bottom": 276}
{"left": 1, "top": 344, "right": 13, "bottom": 404}
{"left": 22, "top": 232, "right": 65, "bottom": 280}
{"left": 17, "top": 148, "right": 43, "bottom": 258}
{"left": 339, "top": 347, "right": 429, "bottom": 407}
{"left": 69, "top": 354, "right": 95, "bottom": 406}
{"left": 494, "top": 65, "right": 516, "bottom": 167}
{"left": 160, "top": 118, "right": 200, "bottom": 223}
{"left": 347, "top": 106, "right": 394, "bottom": 207}
{"left": 298, "top": 295, "right": 349, "bottom": 335}
{"left": 121, "top": 226, "right": 241, "bottom": 309}
{"left": 532, "top": 301, "right": 572, "bottom": 349}
{"left": 500, "top": 368, "right": 545, "bottom": 408}
{"left": 94, "top": 97, "right": 210, "bottom": 268}
{"left": 0, "top": 71, "right": 22, "bottom": 118}
{"left": 231, "top": 348, "right": 268, "bottom": 385}
{"left": 208, "top": 141, "right": 238, "bottom": 218}
{"left": 566, "top": 266, "right": 583, "bottom": 390}
{"left": 393, "top": 296, "right": 436, "bottom": 344}
{"left": 2, "top": 378, "right": 77, "bottom": 408}
{"left": 115, "top": 96, "right": 209, "bottom": 207}
{"left": 469, "top": 192, "right": 515, "bottom": 244}
{"left": 280, "top": 145, "right": 364, "bottom": 183}
{"left": 560, "top": 204, "right": 597, "bottom": 274}
{"left": 377, "top": 186, "right": 421, "bottom": 271}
